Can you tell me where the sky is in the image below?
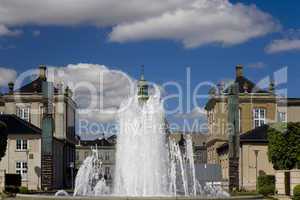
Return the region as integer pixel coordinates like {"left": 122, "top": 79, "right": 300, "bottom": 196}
{"left": 0, "top": 0, "right": 299, "bottom": 138}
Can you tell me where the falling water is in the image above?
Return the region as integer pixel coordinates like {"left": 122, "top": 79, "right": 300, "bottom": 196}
{"left": 114, "top": 91, "right": 170, "bottom": 196}
{"left": 73, "top": 90, "right": 229, "bottom": 197}
{"left": 74, "top": 147, "right": 109, "bottom": 196}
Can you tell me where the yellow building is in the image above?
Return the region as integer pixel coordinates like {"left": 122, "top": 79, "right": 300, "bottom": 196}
{"left": 205, "top": 65, "right": 300, "bottom": 190}
{"left": 0, "top": 65, "right": 77, "bottom": 190}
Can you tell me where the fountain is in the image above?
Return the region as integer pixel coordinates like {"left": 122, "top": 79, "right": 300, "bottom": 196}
{"left": 73, "top": 87, "right": 229, "bottom": 198}
{"left": 16, "top": 78, "right": 262, "bottom": 200}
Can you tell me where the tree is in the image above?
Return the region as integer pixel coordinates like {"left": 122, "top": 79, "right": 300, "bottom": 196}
{"left": 268, "top": 122, "right": 300, "bottom": 170}
{"left": 0, "top": 121, "right": 7, "bottom": 161}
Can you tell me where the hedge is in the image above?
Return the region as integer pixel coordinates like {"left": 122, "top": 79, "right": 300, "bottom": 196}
{"left": 293, "top": 185, "right": 300, "bottom": 200}
{"left": 257, "top": 175, "right": 275, "bottom": 196}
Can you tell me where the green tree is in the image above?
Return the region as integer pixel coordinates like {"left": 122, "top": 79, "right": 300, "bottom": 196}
{"left": 268, "top": 122, "right": 300, "bottom": 170}
{"left": 0, "top": 121, "right": 7, "bottom": 161}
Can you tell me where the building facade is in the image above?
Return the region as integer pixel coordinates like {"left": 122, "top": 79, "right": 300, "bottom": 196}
{"left": 0, "top": 115, "right": 42, "bottom": 190}
{"left": 0, "top": 65, "right": 77, "bottom": 189}
{"left": 205, "top": 65, "right": 300, "bottom": 190}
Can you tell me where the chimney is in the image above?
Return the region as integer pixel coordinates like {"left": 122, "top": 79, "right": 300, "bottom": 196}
{"left": 236, "top": 64, "right": 243, "bottom": 78}
{"left": 8, "top": 82, "right": 14, "bottom": 94}
{"left": 39, "top": 64, "right": 47, "bottom": 81}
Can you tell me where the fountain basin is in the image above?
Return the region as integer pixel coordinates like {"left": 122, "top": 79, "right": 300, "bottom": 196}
{"left": 16, "top": 194, "right": 263, "bottom": 200}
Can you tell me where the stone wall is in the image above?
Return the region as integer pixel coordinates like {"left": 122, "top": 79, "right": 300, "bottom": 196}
{"left": 276, "top": 169, "right": 300, "bottom": 196}
{"left": 275, "top": 170, "right": 286, "bottom": 195}
{"left": 290, "top": 169, "right": 300, "bottom": 196}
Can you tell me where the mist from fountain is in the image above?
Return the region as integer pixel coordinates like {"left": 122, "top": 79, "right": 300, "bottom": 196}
{"left": 73, "top": 90, "right": 229, "bottom": 198}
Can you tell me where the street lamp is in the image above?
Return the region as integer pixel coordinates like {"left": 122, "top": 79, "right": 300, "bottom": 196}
{"left": 70, "top": 162, "right": 74, "bottom": 190}
{"left": 26, "top": 148, "right": 31, "bottom": 188}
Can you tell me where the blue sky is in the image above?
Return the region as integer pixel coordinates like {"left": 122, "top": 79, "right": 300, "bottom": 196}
{"left": 0, "top": 0, "right": 299, "bottom": 136}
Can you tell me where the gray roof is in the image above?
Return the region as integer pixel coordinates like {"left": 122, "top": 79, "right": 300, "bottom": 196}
{"left": 0, "top": 114, "right": 41, "bottom": 135}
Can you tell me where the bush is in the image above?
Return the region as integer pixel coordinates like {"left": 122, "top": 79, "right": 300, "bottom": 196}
{"left": 18, "top": 187, "right": 29, "bottom": 194}
{"left": 257, "top": 175, "right": 275, "bottom": 196}
{"left": 293, "top": 185, "right": 300, "bottom": 200}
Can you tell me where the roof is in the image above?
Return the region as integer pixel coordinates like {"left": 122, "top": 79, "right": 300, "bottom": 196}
{"left": 217, "top": 124, "right": 269, "bottom": 153}
{"left": 169, "top": 132, "right": 207, "bottom": 146}
{"left": 0, "top": 114, "right": 41, "bottom": 135}
{"left": 205, "top": 73, "right": 269, "bottom": 111}
{"left": 80, "top": 137, "right": 114, "bottom": 147}
{"left": 15, "top": 77, "right": 58, "bottom": 94}
{"left": 231, "top": 76, "right": 267, "bottom": 94}
{"left": 107, "top": 135, "right": 117, "bottom": 144}
{"left": 240, "top": 124, "right": 269, "bottom": 143}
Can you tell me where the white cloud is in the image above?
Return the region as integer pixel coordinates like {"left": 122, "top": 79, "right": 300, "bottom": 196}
{"left": 265, "top": 39, "right": 300, "bottom": 54}
{"left": 109, "top": 0, "right": 280, "bottom": 48}
{"left": 0, "top": 0, "right": 279, "bottom": 48}
{"left": 46, "top": 63, "right": 135, "bottom": 123}
{"left": 247, "top": 61, "right": 266, "bottom": 69}
{"left": 0, "top": 67, "right": 17, "bottom": 86}
{"left": 175, "top": 107, "right": 206, "bottom": 119}
{"left": 0, "top": 25, "right": 22, "bottom": 37}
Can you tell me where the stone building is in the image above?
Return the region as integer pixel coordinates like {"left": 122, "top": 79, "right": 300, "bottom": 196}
{"left": 0, "top": 115, "right": 42, "bottom": 190}
{"left": 0, "top": 65, "right": 77, "bottom": 189}
{"left": 205, "top": 65, "right": 300, "bottom": 190}
{"left": 75, "top": 135, "right": 116, "bottom": 186}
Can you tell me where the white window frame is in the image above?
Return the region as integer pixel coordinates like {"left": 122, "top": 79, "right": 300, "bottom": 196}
{"left": 253, "top": 108, "right": 266, "bottom": 128}
{"left": 104, "top": 152, "right": 110, "bottom": 161}
{"left": 278, "top": 112, "right": 287, "bottom": 123}
{"left": 16, "top": 161, "right": 28, "bottom": 180}
{"left": 16, "top": 106, "right": 30, "bottom": 122}
{"left": 16, "top": 139, "right": 28, "bottom": 151}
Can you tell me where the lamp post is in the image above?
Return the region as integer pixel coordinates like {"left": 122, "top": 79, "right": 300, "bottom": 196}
{"left": 26, "top": 148, "right": 31, "bottom": 188}
{"left": 70, "top": 162, "right": 74, "bottom": 190}
{"left": 254, "top": 150, "right": 260, "bottom": 189}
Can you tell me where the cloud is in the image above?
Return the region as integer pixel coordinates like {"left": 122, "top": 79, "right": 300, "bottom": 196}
{"left": 175, "top": 107, "right": 206, "bottom": 119}
{"left": 0, "top": 25, "right": 22, "bottom": 37}
{"left": 0, "top": 0, "right": 279, "bottom": 48}
{"left": 109, "top": 0, "right": 280, "bottom": 48}
{"left": 0, "top": 67, "right": 17, "bottom": 86}
{"left": 247, "top": 61, "right": 266, "bottom": 69}
{"left": 46, "top": 63, "right": 135, "bottom": 123}
{"left": 265, "top": 39, "right": 300, "bottom": 54}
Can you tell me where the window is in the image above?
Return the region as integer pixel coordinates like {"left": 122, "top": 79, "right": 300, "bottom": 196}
{"left": 17, "top": 106, "right": 30, "bottom": 122}
{"left": 16, "top": 139, "right": 27, "bottom": 151}
{"left": 104, "top": 152, "right": 110, "bottom": 161}
{"left": 278, "top": 112, "right": 287, "bottom": 123}
{"left": 16, "top": 161, "right": 28, "bottom": 180}
{"left": 105, "top": 167, "right": 110, "bottom": 176}
{"left": 253, "top": 108, "right": 266, "bottom": 128}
